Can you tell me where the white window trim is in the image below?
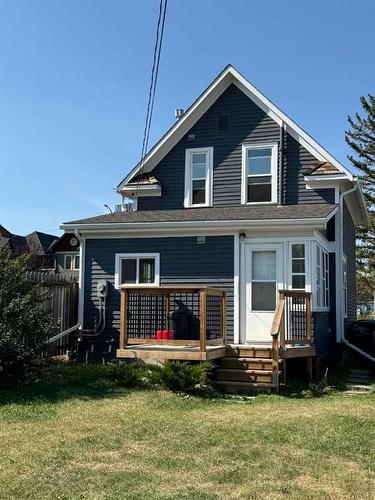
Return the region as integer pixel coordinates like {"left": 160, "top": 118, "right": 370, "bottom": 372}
{"left": 343, "top": 254, "right": 348, "bottom": 318}
{"left": 241, "top": 143, "right": 278, "bottom": 205}
{"left": 314, "top": 244, "right": 330, "bottom": 311}
{"left": 184, "top": 147, "right": 213, "bottom": 208}
{"left": 114, "top": 252, "right": 160, "bottom": 289}
{"left": 62, "top": 253, "right": 80, "bottom": 271}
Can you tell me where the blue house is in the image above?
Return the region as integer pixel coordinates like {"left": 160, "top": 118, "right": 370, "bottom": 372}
{"left": 61, "top": 66, "right": 368, "bottom": 391}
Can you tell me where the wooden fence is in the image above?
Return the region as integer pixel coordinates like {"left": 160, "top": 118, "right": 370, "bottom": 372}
{"left": 26, "top": 271, "right": 79, "bottom": 355}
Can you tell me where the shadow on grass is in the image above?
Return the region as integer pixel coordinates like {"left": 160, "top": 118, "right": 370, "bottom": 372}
{"left": 0, "top": 361, "right": 148, "bottom": 407}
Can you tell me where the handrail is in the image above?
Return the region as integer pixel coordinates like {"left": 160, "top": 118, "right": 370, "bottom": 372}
{"left": 270, "top": 294, "right": 286, "bottom": 392}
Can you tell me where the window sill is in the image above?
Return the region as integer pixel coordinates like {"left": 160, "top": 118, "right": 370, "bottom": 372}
{"left": 119, "top": 283, "right": 160, "bottom": 289}
{"left": 244, "top": 201, "right": 278, "bottom": 206}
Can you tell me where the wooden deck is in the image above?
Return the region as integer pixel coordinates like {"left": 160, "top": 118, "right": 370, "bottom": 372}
{"left": 117, "top": 344, "right": 226, "bottom": 361}
{"left": 117, "top": 287, "right": 316, "bottom": 392}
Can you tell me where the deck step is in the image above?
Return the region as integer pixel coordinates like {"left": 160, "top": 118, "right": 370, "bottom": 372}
{"left": 214, "top": 380, "right": 276, "bottom": 394}
{"left": 226, "top": 346, "right": 273, "bottom": 359}
{"left": 220, "top": 357, "right": 273, "bottom": 370}
{"left": 217, "top": 368, "right": 275, "bottom": 383}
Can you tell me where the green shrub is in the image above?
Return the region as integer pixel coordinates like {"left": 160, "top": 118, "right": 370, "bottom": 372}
{"left": 105, "top": 362, "right": 146, "bottom": 387}
{"left": 152, "top": 361, "right": 213, "bottom": 393}
{"left": 0, "top": 249, "right": 54, "bottom": 388}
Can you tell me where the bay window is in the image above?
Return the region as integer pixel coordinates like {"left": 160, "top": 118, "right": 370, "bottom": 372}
{"left": 291, "top": 243, "right": 306, "bottom": 290}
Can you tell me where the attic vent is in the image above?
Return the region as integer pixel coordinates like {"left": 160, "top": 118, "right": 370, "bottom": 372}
{"left": 217, "top": 114, "right": 229, "bottom": 132}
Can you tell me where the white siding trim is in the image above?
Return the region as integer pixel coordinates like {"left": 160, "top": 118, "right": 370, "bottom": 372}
{"left": 233, "top": 233, "right": 240, "bottom": 344}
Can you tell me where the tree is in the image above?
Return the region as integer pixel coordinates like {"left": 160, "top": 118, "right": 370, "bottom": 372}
{"left": 345, "top": 95, "right": 375, "bottom": 300}
{"left": 0, "top": 248, "right": 54, "bottom": 387}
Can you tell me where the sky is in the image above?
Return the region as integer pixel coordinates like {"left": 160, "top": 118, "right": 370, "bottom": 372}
{"left": 0, "top": 0, "right": 374, "bottom": 236}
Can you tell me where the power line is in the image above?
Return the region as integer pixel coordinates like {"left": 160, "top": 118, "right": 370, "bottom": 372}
{"left": 134, "top": 0, "right": 168, "bottom": 201}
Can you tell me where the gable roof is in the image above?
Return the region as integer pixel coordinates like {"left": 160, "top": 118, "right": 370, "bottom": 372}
{"left": 118, "top": 65, "right": 353, "bottom": 189}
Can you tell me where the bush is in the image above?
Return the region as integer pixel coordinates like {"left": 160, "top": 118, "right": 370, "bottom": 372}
{"left": 105, "top": 362, "right": 147, "bottom": 387}
{"left": 151, "top": 361, "right": 213, "bottom": 393}
{"left": 0, "top": 249, "right": 54, "bottom": 387}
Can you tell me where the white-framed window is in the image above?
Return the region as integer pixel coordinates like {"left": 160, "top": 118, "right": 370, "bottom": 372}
{"left": 316, "top": 245, "right": 329, "bottom": 309}
{"left": 343, "top": 255, "right": 348, "bottom": 318}
{"left": 64, "top": 254, "right": 80, "bottom": 271}
{"left": 290, "top": 243, "right": 306, "bottom": 290}
{"left": 241, "top": 143, "right": 278, "bottom": 204}
{"left": 114, "top": 253, "right": 160, "bottom": 289}
{"left": 184, "top": 147, "right": 213, "bottom": 208}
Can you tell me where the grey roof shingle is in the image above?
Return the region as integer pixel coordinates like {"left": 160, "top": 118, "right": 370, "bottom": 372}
{"left": 64, "top": 204, "right": 337, "bottom": 226}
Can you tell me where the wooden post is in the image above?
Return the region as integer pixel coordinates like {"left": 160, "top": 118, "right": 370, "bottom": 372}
{"left": 119, "top": 289, "right": 127, "bottom": 349}
{"left": 306, "top": 293, "right": 312, "bottom": 344}
{"left": 221, "top": 291, "right": 227, "bottom": 345}
{"left": 270, "top": 332, "right": 279, "bottom": 393}
{"left": 199, "top": 289, "right": 207, "bottom": 353}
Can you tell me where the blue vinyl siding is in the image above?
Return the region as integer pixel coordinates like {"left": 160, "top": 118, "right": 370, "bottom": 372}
{"left": 138, "top": 84, "right": 335, "bottom": 210}
{"left": 83, "top": 236, "right": 235, "bottom": 352}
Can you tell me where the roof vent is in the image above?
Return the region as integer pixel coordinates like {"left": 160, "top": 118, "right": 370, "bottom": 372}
{"left": 175, "top": 108, "right": 184, "bottom": 120}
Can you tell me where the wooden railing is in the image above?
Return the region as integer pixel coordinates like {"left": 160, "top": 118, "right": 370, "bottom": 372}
{"left": 119, "top": 286, "right": 227, "bottom": 354}
{"left": 270, "top": 290, "right": 312, "bottom": 390}
{"left": 271, "top": 290, "right": 312, "bottom": 349}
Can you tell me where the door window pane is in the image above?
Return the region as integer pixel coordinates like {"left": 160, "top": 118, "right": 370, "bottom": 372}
{"left": 121, "top": 259, "right": 137, "bottom": 284}
{"left": 139, "top": 259, "right": 155, "bottom": 284}
{"left": 252, "top": 251, "right": 276, "bottom": 281}
{"left": 252, "top": 282, "right": 276, "bottom": 311}
{"left": 74, "top": 255, "right": 80, "bottom": 270}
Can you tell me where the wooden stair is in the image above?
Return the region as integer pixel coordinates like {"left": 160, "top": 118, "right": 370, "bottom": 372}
{"left": 214, "top": 346, "right": 281, "bottom": 393}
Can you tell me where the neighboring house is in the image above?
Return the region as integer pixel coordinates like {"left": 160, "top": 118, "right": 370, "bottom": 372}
{"left": 0, "top": 224, "right": 57, "bottom": 269}
{"left": 49, "top": 232, "right": 81, "bottom": 278}
{"left": 60, "top": 66, "right": 368, "bottom": 390}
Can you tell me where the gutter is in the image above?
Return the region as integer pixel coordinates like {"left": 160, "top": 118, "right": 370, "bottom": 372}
{"left": 60, "top": 216, "right": 331, "bottom": 233}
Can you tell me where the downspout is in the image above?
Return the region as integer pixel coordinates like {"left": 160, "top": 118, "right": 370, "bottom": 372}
{"left": 337, "top": 181, "right": 373, "bottom": 362}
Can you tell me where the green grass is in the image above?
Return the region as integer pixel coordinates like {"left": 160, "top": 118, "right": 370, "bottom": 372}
{"left": 0, "top": 363, "right": 374, "bottom": 499}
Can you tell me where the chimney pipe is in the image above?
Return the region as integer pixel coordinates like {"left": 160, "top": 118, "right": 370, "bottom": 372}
{"left": 175, "top": 108, "right": 184, "bottom": 120}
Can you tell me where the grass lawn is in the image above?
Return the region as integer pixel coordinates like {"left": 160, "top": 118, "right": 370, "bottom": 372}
{"left": 0, "top": 364, "right": 374, "bottom": 499}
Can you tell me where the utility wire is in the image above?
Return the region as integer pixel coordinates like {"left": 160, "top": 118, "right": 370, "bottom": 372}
{"left": 133, "top": 0, "right": 168, "bottom": 205}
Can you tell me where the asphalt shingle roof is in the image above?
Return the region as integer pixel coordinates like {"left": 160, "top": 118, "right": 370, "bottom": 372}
{"left": 64, "top": 204, "right": 337, "bottom": 226}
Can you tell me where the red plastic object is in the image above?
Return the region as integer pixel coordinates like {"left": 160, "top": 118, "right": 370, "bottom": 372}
{"left": 156, "top": 330, "right": 175, "bottom": 340}
{"left": 155, "top": 330, "right": 163, "bottom": 339}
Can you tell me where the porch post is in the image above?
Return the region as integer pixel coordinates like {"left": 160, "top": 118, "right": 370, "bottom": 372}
{"left": 119, "top": 288, "right": 127, "bottom": 350}
{"left": 199, "top": 289, "right": 207, "bottom": 353}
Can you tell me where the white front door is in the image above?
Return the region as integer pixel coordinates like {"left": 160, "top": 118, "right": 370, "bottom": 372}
{"left": 245, "top": 243, "right": 283, "bottom": 343}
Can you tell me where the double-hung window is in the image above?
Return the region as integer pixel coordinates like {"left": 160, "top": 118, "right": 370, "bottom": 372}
{"left": 316, "top": 245, "right": 329, "bottom": 308}
{"left": 115, "top": 253, "right": 160, "bottom": 289}
{"left": 242, "top": 144, "right": 277, "bottom": 204}
{"left": 184, "top": 147, "right": 213, "bottom": 207}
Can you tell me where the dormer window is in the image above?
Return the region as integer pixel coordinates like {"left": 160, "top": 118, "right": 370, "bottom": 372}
{"left": 184, "top": 147, "right": 213, "bottom": 208}
{"left": 242, "top": 144, "right": 277, "bottom": 204}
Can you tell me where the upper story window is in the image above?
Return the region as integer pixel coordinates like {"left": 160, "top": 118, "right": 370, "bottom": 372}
{"left": 115, "top": 253, "right": 160, "bottom": 289}
{"left": 184, "top": 147, "right": 213, "bottom": 208}
{"left": 242, "top": 144, "right": 277, "bottom": 204}
{"left": 64, "top": 254, "right": 80, "bottom": 271}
